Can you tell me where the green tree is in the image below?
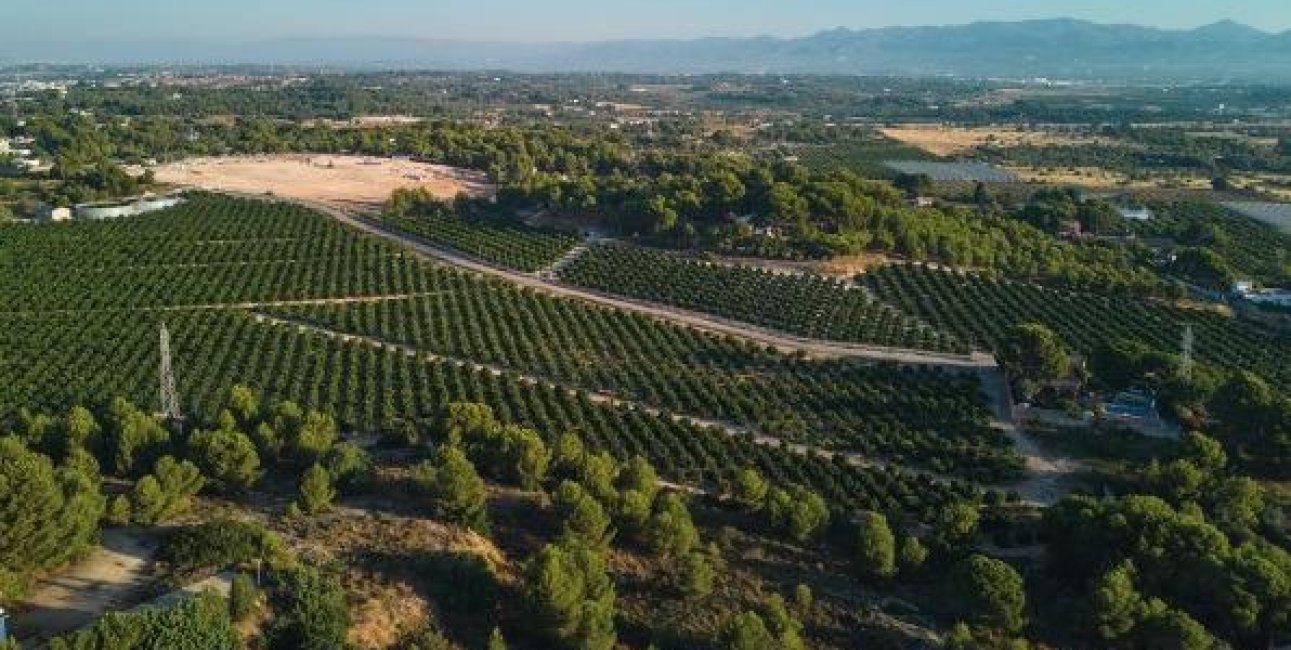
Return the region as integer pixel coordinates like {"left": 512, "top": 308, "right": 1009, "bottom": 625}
{"left": 550, "top": 431, "right": 586, "bottom": 480}
{"left": 680, "top": 551, "right": 715, "bottom": 600}
{"left": 267, "top": 566, "right": 350, "bottom": 650}
{"left": 290, "top": 411, "right": 338, "bottom": 464}
{"left": 296, "top": 464, "right": 335, "bottom": 515}
{"left": 105, "top": 397, "right": 170, "bottom": 476}
{"left": 648, "top": 493, "right": 699, "bottom": 558}
{"left": 732, "top": 467, "right": 769, "bottom": 510}
{"left": 766, "top": 485, "right": 830, "bottom": 543}
{"left": 899, "top": 535, "right": 929, "bottom": 572}
{"left": 935, "top": 502, "right": 982, "bottom": 549}
{"left": 715, "top": 611, "right": 777, "bottom": 650}
{"left": 188, "top": 427, "right": 261, "bottom": 493}
{"left": 578, "top": 451, "right": 619, "bottom": 505}
{"left": 954, "top": 554, "right": 1027, "bottom": 634}
{"left": 226, "top": 384, "right": 261, "bottom": 426}
{"left": 131, "top": 456, "right": 205, "bottom": 524}
{"left": 998, "top": 322, "right": 1070, "bottom": 399}
{"left": 0, "top": 438, "right": 105, "bottom": 599}
{"left": 855, "top": 511, "right": 897, "bottom": 579}
{"left": 525, "top": 542, "right": 617, "bottom": 650}
{"left": 436, "top": 401, "right": 498, "bottom": 447}
{"left": 323, "top": 441, "right": 372, "bottom": 494}
{"left": 554, "top": 481, "right": 614, "bottom": 550}
{"left": 487, "top": 627, "right": 508, "bottom": 650}
{"left": 417, "top": 446, "right": 490, "bottom": 534}
{"left": 229, "top": 572, "right": 259, "bottom": 622}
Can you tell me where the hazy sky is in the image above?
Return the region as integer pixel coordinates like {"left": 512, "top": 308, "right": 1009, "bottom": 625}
{"left": 3, "top": 0, "right": 1289, "bottom": 42}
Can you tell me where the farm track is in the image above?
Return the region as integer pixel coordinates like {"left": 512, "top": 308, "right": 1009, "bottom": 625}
{"left": 292, "top": 197, "right": 998, "bottom": 370}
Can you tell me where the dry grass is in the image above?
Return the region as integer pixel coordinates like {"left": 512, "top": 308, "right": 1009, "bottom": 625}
{"left": 347, "top": 578, "right": 432, "bottom": 650}
{"left": 1007, "top": 165, "right": 1214, "bottom": 190}
{"left": 813, "top": 252, "right": 898, "bottom": 277}
{"left": 880, "top": 125, "right": 1112, "bottom": 157}
{"left": 154, "top": 155, "right": 493, "bottom": 211}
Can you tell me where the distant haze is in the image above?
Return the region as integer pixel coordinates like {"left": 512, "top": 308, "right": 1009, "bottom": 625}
{"left": 3, "top": 0, "right": 1291, "bottom": 42}
{"left": 4, "top": 17, "right": 1291, "bottom": 81}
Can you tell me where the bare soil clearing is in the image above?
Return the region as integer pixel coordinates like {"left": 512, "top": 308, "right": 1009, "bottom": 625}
{"left": 12, "top": 527, "right": 157, "bottom": 643}
{"left": 154, "top": 155, "right": 493, "bottom": 211}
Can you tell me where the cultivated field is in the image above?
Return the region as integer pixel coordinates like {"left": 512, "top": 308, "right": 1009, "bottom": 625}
{"left": 154, "top": 155, "right": 493, "bottom": 210}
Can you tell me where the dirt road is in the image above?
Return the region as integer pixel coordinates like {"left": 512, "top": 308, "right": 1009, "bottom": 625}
{"left": 293, "top": 198, "right": 996, "bottom": 370}
{"left": 12, "top": 528, "right": 156, "bottom": 644}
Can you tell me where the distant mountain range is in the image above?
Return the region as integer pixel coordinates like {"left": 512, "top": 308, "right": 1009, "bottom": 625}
{"left": 5, "top": 19, "right": 1291, "bottom": 81}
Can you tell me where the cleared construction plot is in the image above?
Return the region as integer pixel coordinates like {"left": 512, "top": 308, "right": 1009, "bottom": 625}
{"left": 886, "top": 160, "right": 1018, "bottom": 183}
{"left": 154, "top": 155, "right": 493, "bottom": 210}
{"left": 1223, "top": 201, "right": 1291, "bottom": 234}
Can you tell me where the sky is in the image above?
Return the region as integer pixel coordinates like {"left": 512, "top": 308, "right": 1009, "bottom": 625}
{"left": 2, "top": 0, "right": 1289, "bottom": 43}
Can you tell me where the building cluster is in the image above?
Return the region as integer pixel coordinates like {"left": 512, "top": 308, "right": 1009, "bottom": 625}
{"left": 0, "top": 135, "right": 50, "bottom": 173}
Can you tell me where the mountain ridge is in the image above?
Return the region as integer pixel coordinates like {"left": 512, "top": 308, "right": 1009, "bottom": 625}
{"left": 3, "top": 19, "right": 1290, "bottom": 80}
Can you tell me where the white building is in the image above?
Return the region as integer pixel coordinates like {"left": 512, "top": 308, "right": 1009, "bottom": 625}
{"left": 1118, "top": 206, "right": 1153, "bottom": 221}
{"left": 38, "top": 205, "right": 73, "bottom": 222}
{"left": 75, "top": 194, "right": 184, "bottom": 220}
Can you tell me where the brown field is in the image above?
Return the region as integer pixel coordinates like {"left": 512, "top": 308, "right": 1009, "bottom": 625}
{"left": 880, "top": 125, "right": 1114, "bottom": 157}
{"left": 154, "top": 155, "right": 493, "bottom": 210}
{"left": 1007, "top": 165, "right": 1213, "bottom": 190}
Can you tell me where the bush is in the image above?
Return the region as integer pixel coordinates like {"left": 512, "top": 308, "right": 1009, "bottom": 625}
{"left": 159, "top": 519, "right": 282, "bottom": 579}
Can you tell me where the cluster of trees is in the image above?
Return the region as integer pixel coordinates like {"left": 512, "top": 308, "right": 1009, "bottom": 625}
{"left": 0, "top": 436, "right": 104, "bottom": 600}
{"left": 1044, "top": 430, "right": 1289, "bottom": 649}
{"left": 1020, "top": 188, "right": 1130, "bottom": 236}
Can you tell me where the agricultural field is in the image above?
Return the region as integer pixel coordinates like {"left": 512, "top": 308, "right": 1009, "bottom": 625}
{"left": 557, "top": 244, "right": 966, "bottom": 353}
{"left": 0, "top": 193, "right": 997, "bottom": 510}
{"left": 267, "top": 293, "right": 1017, "bottom": 480}
{"left": 378, "top": 209, "right": 582, "bottom": 272}
{"left": 861, "top": 264, "right": 1291, "bottom": 388}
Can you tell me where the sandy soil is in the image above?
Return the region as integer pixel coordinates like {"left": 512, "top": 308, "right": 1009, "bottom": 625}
{"left": 154, "top": 155, "right": 493, "bottom": 211}
{"left": 12, "top": 527, "right": 157, "bottom": 643}
{"left": 881, "top": 125, "right": 1116, "bottom": 157}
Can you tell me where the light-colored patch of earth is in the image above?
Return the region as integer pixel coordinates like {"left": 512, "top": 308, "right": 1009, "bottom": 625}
{"left": 813, "top": 252, "right": 899, "bottom": 277}
{"left": 153, "top": 155, "right": 493, "bottom": 211}
{"left": 11, "top": 527, "right": 156, "bottom": 643}
{"left": 880, "top": 125, "right": 1118, "bottom": 157}
{"left": 1006, "top": 165, "right": 1213, "bottom": 190}
{"left": 303, "top": 115, "right": 426, "bottom": 129}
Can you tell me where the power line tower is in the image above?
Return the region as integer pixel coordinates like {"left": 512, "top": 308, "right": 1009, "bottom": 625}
{"left": 159, "top": 323, "right": 183, "bottom": 425}
{"left": 1179, "top": 324, "right": 1195, "bottom": 382}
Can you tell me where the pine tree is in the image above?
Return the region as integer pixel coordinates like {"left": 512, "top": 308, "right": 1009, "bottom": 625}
{"left": 297, "top": 464, "right": 336, "bottom": 515}
{"left": 854, "top": 511, "right": 897, "bottom": 579}
{"left": 648, "top": 493, "right": 699, "bottom": 557}
{"left": 418, "top": 447, "right": 490, "bottom": 534}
